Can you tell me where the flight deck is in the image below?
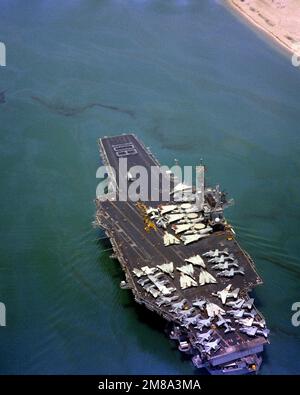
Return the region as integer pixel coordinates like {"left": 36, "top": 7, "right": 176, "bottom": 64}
{"left": 95, "top": 134, "right": 269, "bottom": 374}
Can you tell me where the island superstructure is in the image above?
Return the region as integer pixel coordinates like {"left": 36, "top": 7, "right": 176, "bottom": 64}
{"left": 95, "top": 133, "right": 269, "bottom": 375}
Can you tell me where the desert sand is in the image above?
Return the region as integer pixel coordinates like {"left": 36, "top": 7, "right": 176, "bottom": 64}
{"left": 226, "top": 0, "right": 300, "bottom": 55}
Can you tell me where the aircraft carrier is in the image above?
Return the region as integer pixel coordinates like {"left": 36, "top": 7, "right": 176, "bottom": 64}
{"left": 95, "top": 133, "right": 269, "bottom": 375}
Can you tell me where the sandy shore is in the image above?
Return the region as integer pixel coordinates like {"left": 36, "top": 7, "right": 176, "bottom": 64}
{"left": 225, "top": 0, "right": 300, "bottom": 56}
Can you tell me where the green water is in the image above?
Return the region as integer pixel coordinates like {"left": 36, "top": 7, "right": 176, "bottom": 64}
{"left": 0, "top": 0, "right": 300, "bottom": 374}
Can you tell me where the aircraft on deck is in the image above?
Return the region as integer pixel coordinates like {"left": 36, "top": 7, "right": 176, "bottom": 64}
{"left": 240, "top": 327, "right": 270, "bottom": 338}
{"left": 163, "top": 232, "right": 180, "bottom": 246}
{"left": 182, "top": 315, "right": 201, "bottom": 329}
{"left": 208, "top": 253, "right": 235, "bottom": 264}
{"left": 216, "top": 315, "right": 235, "bottom": 334}
{"left": 212, "top": 284, "right": 240, "bottom": 304}
{"left": 217, "top": 267, "right": 245, "bottom": 278}
{"left": 156, "top": 262, "right": 174, "bottom": 277}
{"left": 176, "top": 264, "right": 195, "bottom": 279}
{"left": 195, "top": 329, "right": 213, "bottom": 345}
{"left": 229, "top": 308, "right": 257, "bottom": 319}
{"left": 211, "top": 261, "right": 239, "bottom": 270}
{"left": 195, "top": 317, "right": 212, "bottom": 330}
{"left": 156, "top": 295, "right": 179, "bottom": 307}
{"left": 206, "top": 302, "right": 225, "bottom": 318}
{"left": 203, "top": 248, "right": 229, "bottom": 258}
{"left": 199, "top": 269, "right": 217, "bottom": 286}
{"left": 176, "top": 307, "right": 196, "bottom": 319}
{"left": 204, "top": 339, "right": 221, "bottom": 354}
{"left": 226, "top": 298, "right": 245, "bottom": 309}
{"left": 179, "top": 273, "right": 198, "bottom": 289}
{"left": 180, "top": 233, "right": 209, "bottom": 245}
{"left": 185, "top": 255, "right": 206, "bottom": 268}
{"left": 169, "top": 299, "right": 187, "bottom": 312}
{"left": 242, "top": 298, "right": 255, "bottom": 310}
{"left": 137, "top": 277, "right": 150, "bottom": 286}
{"left": 192, "top": 298, "right": 207, "bottom": 310}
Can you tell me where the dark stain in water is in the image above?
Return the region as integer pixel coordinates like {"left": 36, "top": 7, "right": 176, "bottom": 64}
{"left": 0, "top": 90, "right": 6, "bottom": 104}
{"left": 31, "top": 96, "right": 135, "bottom": 118}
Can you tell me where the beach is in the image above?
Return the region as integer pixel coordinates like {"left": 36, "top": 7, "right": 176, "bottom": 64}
{"left": 226, "top": 0, "right": 300, "bottom": 55}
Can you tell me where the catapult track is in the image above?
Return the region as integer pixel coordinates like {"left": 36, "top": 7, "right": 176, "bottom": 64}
{"left": 95, "top": 134, "right": 268, "bottom": 373}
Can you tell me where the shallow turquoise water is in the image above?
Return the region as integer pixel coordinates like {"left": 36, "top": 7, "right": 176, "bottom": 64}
{"left": 0, "top": 0, "right": 300, "bottom": 374}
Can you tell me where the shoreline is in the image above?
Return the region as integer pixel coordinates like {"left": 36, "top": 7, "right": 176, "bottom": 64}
{"left": 225, "top": 0, "right": 300, "bottom": 56}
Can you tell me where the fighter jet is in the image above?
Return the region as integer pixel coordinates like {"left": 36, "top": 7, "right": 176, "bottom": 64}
{"left": 143, "top": 283, "right": 155, "bottom": 292}
{"left": 192, "top": 298, "right": 207, "bottom": 310}
{"left": 216, "top": 267, "right": 245, "bottom": 278}
{"left": 166, "top": 213, "right": 185, "bottom": 223}
{"left": 182, "top": 314, "right": 201, "bottom": 329}
{"left": 244, "top": 309, "right": 257, "bottom": 318}
{"left": 195, "top": 330, "right": 213, "bottom": 345}
{"left": 177, "top": 307, "right": 196, "bottom": 319}
{"left": 180, "top": 234, "right": 208, "bottom": 245}
{"left": 195, "top": 317, "right": 212, "bottom": 331}
{"left": 133, "top": 268, "right": 145, "bottom": 278}
{"left": 143, "top": 284, "right": 160, "bottom": 298}
{"left": 150, "top": 271, "right": 165, "bottom": 280}
{"left": 182, "top": 229, "right": 205, "bottom": 236}
{"left": 160, "top": 204, "right": 178, "bottom": 215}
{"left": 211, "top": 261, "right": 239, "bottom": 270}
{"left": 228, "top": 308, "right": 257, "bottom": 319}
{"left": 163, "top": 232, "right": 180, "bottom": 247}
{"left": 156, "top": 217, "right": 168, "bottom": 229}
{"left": 227, "top": 309, "right": 245, "bottom": 319}
{"left": 257, "top": 328, "right": 270, "bottom": 338}
{"left": 216, "top": 315, "right": 235, "bottom": 333}
{"left": 236, "top": 317, "right": 254, "bottom": 327}
{"left": 199, "top": 269, "right": 217, "bottom": 286}
{"left": 238, "top": 317, "right": 266, "bottom": 328}
{"left": 242, "top": 298, "right": 254, "bottom": 310}
{"left": 185, "top": 205, "right": 202, "bottom": 214}
{"left": 148, "top": 287, "right": 161, "bottom": 298}
{"left": 208, "top": 255, "right": 227, "bottom": 264}
{"left": 240, "top": 327, "right": 270, "bottom": 338}
{"left": 224, "top": 324, "right": 235, "bottom": 334}
{"left": 154, "top": 278, "right": 170, "bottom": 287}
{"left": 239, "top": 326, "right": 257, "bottom": 337}
{"left": 203, "top": 248, "right": 229, "bottom": 258}
{"left": 156, "top": 262, "right": 174, "bottom": 278}
{"left": 185, "top": 255, "right": 206, "bottom": 268}
{"left": 172, "top": 223, "right": 192, "bottom": 234}
{"left": 212, "top": 284, "right": 240, "bottom": 305}
{"left": 206, "top": 302, "right": 225, "bottom": 318}
{"left": 216, "top": 314, "right": 231, "bottom": 328}
{"left": 149, "top": 274, "right": 175, "bottom": 295}
{"left": 141, "top": 266, "right": 158, "bottom": 275}
{"left": 156, "top": 295, "right": 179, "bottom": 307}
{"left": 169, "top": 299, "right": 187, "bottom": 312}
{"left": 208, "top": 253, "right": 235, "bottom": 264}
{"left": 179, "top": 273, "right": 198, "bottom": 289}
{"left": 177, "top": 217, "right": 204, "bottom": 225}
{"left": 200, "top": 226, "right": 213, "bottom": 234}
{"left": 160, "top": 286, "right": 176, "bottom": 296}
{"left": 176, "top": 264, "right": 195, "bottom": 279}
{"left": 204, "top": 339, "right": 221, "bottom": 355}
{"left": 226, "top": 298, "right": 245, "bottom": 309}
{"left": 137, "top": 277, "right": 150, "bottom": 286}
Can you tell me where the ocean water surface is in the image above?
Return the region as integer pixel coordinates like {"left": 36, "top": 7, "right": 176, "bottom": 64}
{"left": 0, "top": 0, "right": 300, "bottom": 374}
